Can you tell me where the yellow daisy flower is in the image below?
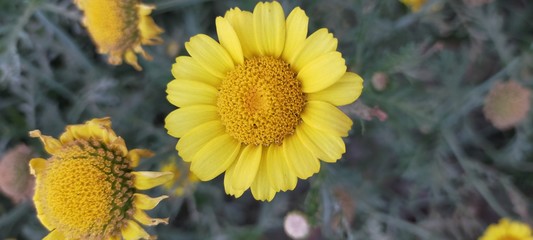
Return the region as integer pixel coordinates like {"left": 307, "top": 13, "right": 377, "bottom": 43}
{"left": 400, "top": 0, "right": 427, "bottom": 12}
{"left": 479, "top": 218, "right": 533, "bottom": 240}
{"left": 29, "top": 118, "right": 173, "bottom": 239}
{"left": 75, "top": 0, "right": 164, "bottom": 70}
{"left": 160, "top": 157, "right": 199, "bottom": 197}
{"left": 165, "top": 2, "right": 363, "bottom": 201}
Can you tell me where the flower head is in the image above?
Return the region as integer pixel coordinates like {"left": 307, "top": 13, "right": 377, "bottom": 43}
{"left": 0, "top": 144, "right": 35, "bottom": 203}
{"left": 75, "top": 0, "right": 164, "bottom": 70}
{"left": 29, "top": 118, "right": 173, "bottom": 239}
{"left": 284, "top": 211, "right": 310, "bottom": 239}
{"left": 483, "top": 81, "right": 531, "bottom": 130}
{"left": 160, "top": 157, "right": 199, "bottom": 197}
{"left": 400, "top": 0, "right": 427, "bottom": 12}
{"left": 165, "top": 2, "right": 363, "bottom": 201}
{"left": 478, "top": 218, "right": 533, "bottom": 240}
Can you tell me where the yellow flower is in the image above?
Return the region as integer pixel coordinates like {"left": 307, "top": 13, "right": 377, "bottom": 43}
{"left": 29, "top": 118, "right": 173, "bottom": 239}
{"left": 479, "top": 218, "right": 533, "bottom": 240}
{"left": 160, "top": 157, "right": 199, "bottom": 196}
{"left": 400, "top": 0, "right": 427, "bottom": 12}
{"left": 75, "top": 0, "right": 164, "bottom": 70}
{"left": 165, "top": 2, "right": 363, "bottom": 201}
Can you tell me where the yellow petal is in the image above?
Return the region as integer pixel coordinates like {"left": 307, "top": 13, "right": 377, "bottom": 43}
{"left": 138, "top": 4, "right": 164, "bottom": 45}
{"left": 133, "top": 193, "right": 168, "bottom": 210}
{"left": 177, "top": 121, "right": 226, "bottom": 162}
{"left": 185, "top": 34, "right": 234, "bottom": 79}
{"left": 297, "top": 51, "right": 346, "bottom": 93}
{"left": 283, "top": 132, "right": 320, "bottom": 179}
{"left": 166, "top": 79, "right": 218, "bottom": 107}
{"left": 43, "top": 230, "right": 66, "bottom": 240}
{"left": 307, "top": 72, "right": 364, "bottom": 106}
{"left": 133, "top": 208, "right": 169, "bottom": 226}
{"left": 266, "top": 145, "right": 297, "bottom": 192}
{"left": 29, "top": 158, "right": 47, "bottom": 176}
{"left": 282, "top": 7, "right": 309, "bottom": 64}
{"left": 216, "top": 17, "right": 244, "bottom": 65}
{"left": 229, "top": 145, "right": 262, "bottom": 191}
{"left": 164, "top": 105, "right": 219, "bottom": 138}
{"left": 251, "top": 154, "right": 276, "bottom": 201}
{"left": 253, "top": 1, "right": 285, "bottom": 57}
{"left": 298, "top": 123, "right": 345, "bottom": 163}
{"left": 190, "top": 134, "right": 241, "bottom": 181}
{"left": 224, "top": 161, "right": 246, "bottom": 198}
{"left": 29, "top": 130, "right": 61, "bottom": 155}
{"left": 172, "top": 56, "right": 221, "bottom": 87}
{"left": 225, "top": 8, "right": 257, "bottom": 57}
{"left": 301, "top": 101, "right": 353, "bottom": 137}
{"left": 128, "top": 149, "right": 154, "bottom": 168}
{"left": 121, "top": 220, "right": 150, "bottom": 240}
{"left": 291, "top": 28, "right": 338, "bottom": 71}
{"left": 124, "top": 50, "right": 142, "bottom": 71}
{"left": 133, "top": 171, "right": 174, "bottom": 190}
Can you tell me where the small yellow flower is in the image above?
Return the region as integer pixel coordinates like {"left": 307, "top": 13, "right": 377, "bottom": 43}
{"left": 479, "top": 218, "right": 533, "bottom": 240}
{"left": 160, "top": 157, "right": 199, "bottom": 197}
{"left": 75, "top": 0, "right": 164, "bottom": 70}
{"left": 165, "top": 2, "right": 363, "bottom": 201}
{"left": 400, "top": 0, "right": 427, "bottom": 12}
{"left": 29, "top": 118, "right": 173, "bottom": 239}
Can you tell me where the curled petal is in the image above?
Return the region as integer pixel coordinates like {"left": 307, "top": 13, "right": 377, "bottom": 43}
{"left": 133, "top": 171, "right": 174, "bottom": 190}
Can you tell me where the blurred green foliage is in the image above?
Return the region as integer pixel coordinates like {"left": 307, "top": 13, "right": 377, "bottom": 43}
{"left": 1, "top": 0, "right": 533, "bottom": 239}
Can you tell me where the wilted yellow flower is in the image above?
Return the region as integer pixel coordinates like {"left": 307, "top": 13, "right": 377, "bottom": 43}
{"left": 160, "top": 157, "right": 199, "bottom": 196}
{"left": 483, "top": 81, "right": 531, "bottom": 130}
{"left": 479, "top": 218, "right": 533, "bottom": 240}
{"left": 400, "top": 0, "right": 427, "bottom": 12}
{"left": 75, "top": 0, "right": 164, "bottom": 70}
{"left": 0, "top": 144, "right": 34, "bottom": 203}
{"left": 29, "top": 118, "right": 173, "bottom": 239}
{"left": 165, "top": 1, "right": 363, "bottom": 201}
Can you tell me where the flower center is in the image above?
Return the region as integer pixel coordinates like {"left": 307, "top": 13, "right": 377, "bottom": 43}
{"left": 38, "top": 139, "right": 134, "bottom": 239}
{"left": 84, "top": 0, "right": 139, "bottom": 52}
{"left": 217, "top": 56, "right": 306, "bottom": 146}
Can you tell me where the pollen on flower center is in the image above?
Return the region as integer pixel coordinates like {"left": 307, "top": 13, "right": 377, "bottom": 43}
{"left": 39, "top": 138, "right": 134, "bottom": 238}
{"left": 217, "top": 56, "right": 306, "bottom": 146}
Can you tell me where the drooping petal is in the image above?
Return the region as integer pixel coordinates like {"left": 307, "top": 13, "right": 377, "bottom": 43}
{"left": 229, "top": 144, "right": 262, "bottom": 192}
{"left": 298, "top": 123, "right": 345, "bottom": 163}
{"left": 297, "top": 51, "right": 346, "bottom": 93}
{"left": 283, "top": 132, "right": 320, "bottom": 179}
{"left": 133, "top": 193, "right": 168, "bottom": 210}
{"left": 165, "top": 105, "right": 219, "bottom": 138}
{"left": 253, "top": 1, "right": 285, "bottom": 57}
{"left": 166, "top": 79, "right": 218, "bottom": 107}
{"left": 224, "top": 161, "right": 246, "bottom": 198}
{"left": 171, "top": 56, "right": 221, "bottom": 87}
{"left": 190, "top": 134, "right": 241, "bottom": 181}
{"left": 282, "top": 7, "right": 308, "bottom": 64}
{"left": 224, "top": 8, "right": 258, "bottom": 57}
{"left": 216, "top": 17, "right": 244, "bottom": 65}
{"left": 127, "top": 149, "right": 153, "bottom": 168}
{"left": 133, "top": 208, "right": 169, "bottom": 226}
{"left": 301, "top": 101, "right": 353, "bottom": 137}
{"left": 43, "top": 230, "right": 66, "bottom": 240}
{"left": 29, "top": 130, "right": 62, "bottom": 155}
{"left": 290, "top": 28, "right": 337, "bottom": 71}
{"left": 185, "top": 34, "right": 234, "bottom": 79}
{"left": 121, "top": 220, "right": 150, "bottom": 240}
{"left": 132, "top": 171, "right": 174, "bottom": 190}
{"left": 307, "top": 72, "right": 364, "bottom": 106}
{"left": 251, "top": 150, "right": 276, "bottom": 201}
{"left": 266, "top": 145, "right": 298, "bottom": 192}
{"left": 176, "top": 121, "right": 226, "bottom": 162}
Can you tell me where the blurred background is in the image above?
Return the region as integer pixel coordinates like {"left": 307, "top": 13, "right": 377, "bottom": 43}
{"left": 1, "top": 0, "right": 533, "bottom": 239}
